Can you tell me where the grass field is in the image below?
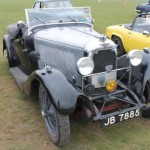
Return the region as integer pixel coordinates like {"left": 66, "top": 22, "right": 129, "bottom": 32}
{"left": 0, "top": 0, "right": 150, "bottom": 150}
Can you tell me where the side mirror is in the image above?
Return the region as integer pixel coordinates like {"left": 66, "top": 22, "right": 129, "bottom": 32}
{"left": 29, "top": 51, "right": 52, "bottom": 73}
{"left": 129, "top": 25, "right": 132, "bottom": 30}
{"left": 17, "top": 20, "right": 26, "bottom": 29}
{"left": 29, "top": 51, "right": 40, "bottom": 63}
{"left": 143, "top": 30, "right": 150, "bottom": 36}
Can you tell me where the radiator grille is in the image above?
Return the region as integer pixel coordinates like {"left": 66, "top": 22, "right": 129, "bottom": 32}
{"left": 92, "top": 49, "right": 116, "bottom": 73}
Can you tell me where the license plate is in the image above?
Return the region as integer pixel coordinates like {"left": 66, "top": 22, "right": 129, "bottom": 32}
{"left": 100, "top": 108, "right": 141, "bottom": 127}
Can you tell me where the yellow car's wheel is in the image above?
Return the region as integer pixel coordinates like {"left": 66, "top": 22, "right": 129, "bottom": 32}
{"left": 112, "top": 36, "right": 125, "bottom": 57}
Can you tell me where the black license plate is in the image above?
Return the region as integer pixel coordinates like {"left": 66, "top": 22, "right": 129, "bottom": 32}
{"left": 100, "top": 108, "right": 141, "bottom": 127}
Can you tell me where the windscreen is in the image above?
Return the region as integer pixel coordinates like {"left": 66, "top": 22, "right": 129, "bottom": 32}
{"left": 133, "top": 15, "right": 150, "bottom": 33}
{"left": 26, "top": 7, "right": 92, "bottom": 29}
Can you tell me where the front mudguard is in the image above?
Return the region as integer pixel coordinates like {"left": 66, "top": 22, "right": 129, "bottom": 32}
{"left": 24, "top": 68, "right": 84, "bottom": 115}
{"left": 130, "top": 52, "right": 150, "bottom": 100}
{"left": 3, "top": 35, "right": 14, "bottom": 64}
{"left": 118, "top": 51, "right": 150, "bottom": 100}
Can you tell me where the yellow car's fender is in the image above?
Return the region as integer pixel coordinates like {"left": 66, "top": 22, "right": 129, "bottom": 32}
{"left": 106, "top": 25, "right": 128, "bottom": 54}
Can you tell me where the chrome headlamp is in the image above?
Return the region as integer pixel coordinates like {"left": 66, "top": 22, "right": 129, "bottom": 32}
{"left": 128, "top": 50, "right": 143, "bottom": 66}
{"left": 77, "top": 57, "right": 94, "bottom": 76}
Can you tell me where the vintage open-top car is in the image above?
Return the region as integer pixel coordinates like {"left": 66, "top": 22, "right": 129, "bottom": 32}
{"left": 3, "top": 7, "right": 150, "bottom": 146}
{"left": 106, "top": 13, "right": 150, "bottom": 56}
{"left": 33, "top": 0, "right": 72, "bottom": 9}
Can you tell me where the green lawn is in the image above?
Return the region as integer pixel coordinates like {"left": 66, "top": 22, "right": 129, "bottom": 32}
{"left": 0, "top": 0, "right": 150, "bottom": 150}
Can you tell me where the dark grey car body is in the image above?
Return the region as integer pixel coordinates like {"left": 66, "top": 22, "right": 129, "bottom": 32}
{"left": 3, "top": 7, "right": 150, "bottom": 146}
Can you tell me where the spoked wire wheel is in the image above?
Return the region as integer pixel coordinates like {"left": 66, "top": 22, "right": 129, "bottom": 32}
{"left": 39, "top": 84, "right": 70, "bottom": 146}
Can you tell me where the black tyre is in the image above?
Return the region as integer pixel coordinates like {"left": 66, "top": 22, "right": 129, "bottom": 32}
{"left": 39, "top": 84, "right": 70, "bottom": 146}
{"left": 5, "top": 37, "right": 16, "bottom": 67}
{"left": 112, "top": 36, "right": 125, "bottom": 57}
{"left": 141, "top": 81, "right": 150, "bottom": 117}
{"left": 7, "top": 50, "right": 15, "bottom": 67}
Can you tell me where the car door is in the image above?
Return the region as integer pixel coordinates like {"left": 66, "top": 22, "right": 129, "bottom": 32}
{"left": 125, "top": 30, "right": 150, "bottom": 52}
{"left": 124, "top": 16, "right": 150, "bottom": 52}
{"left": 13, "top": 38, "right": 30, "bottom": 74}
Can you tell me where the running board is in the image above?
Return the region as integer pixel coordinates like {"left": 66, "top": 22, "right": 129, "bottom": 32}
{"left": 10, "top": 67, "right": 28, "bottom": 90}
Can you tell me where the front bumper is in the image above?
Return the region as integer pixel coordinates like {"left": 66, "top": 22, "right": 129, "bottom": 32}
{"left": 82, "top": 67, "right": 145, "bottom": 126}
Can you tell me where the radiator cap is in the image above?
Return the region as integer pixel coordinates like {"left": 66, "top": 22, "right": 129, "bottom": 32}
{"left": 99, "top": 34, "right": 106, "bottom": 43}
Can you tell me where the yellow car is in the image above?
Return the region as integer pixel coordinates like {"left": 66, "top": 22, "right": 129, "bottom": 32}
{"left": 106, "top": 13, "right": 150, "bottom": 56}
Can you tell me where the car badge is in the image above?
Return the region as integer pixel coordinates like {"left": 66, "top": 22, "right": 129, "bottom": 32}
{"left": 105, "top": 65, "right": 113, "bottom": 72}
{"left": 101, "top": 43, "right": 110, "bottom": 48}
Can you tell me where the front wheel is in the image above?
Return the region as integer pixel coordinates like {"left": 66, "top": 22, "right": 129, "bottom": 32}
{"left": 39, "top": 84, "right": 70, "bottom": 146}
{"left": 112, "top": 36, "right": 125, "bottom": 57}
{"left": 141, "top": 81, "right": 150, "bottom": 117}
{"left": 7, "top": 50, "right": 15, "bottom": 67}
{"left": 5, "top": 38, "right": 16, "bottom": 67}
